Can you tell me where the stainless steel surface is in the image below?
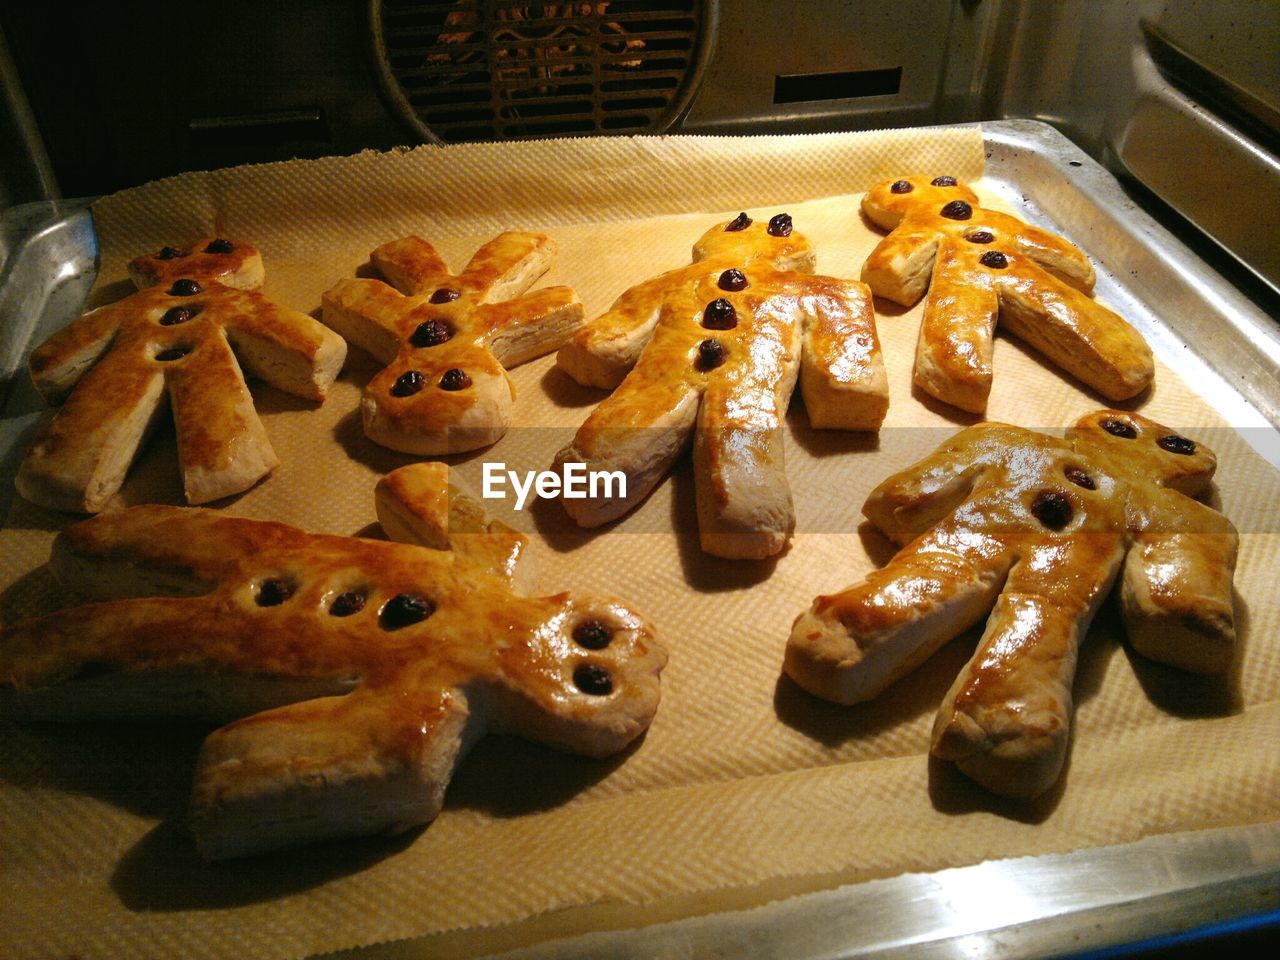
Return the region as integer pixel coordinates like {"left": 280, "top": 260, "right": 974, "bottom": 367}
{"left": 311, "top": 119, "right": 1280, "bottom": 959}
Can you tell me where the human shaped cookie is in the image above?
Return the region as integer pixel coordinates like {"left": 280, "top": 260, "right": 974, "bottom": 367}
{"left": 861, "top": 175, "right": 1154, "bottom": 413}
{"left": 322, "top": 232, "right": 584, "bottom": 454}
{"left": 555, "top": 212, "right": 888, "bottom": 560}
{"left": 17, "top": 242, "right": 347, "bottom": 513}
{"left": 786, "top": 410, "right": 1237, "bottom": 798}
{"left": 0, "top": 463, "right": 666, "bottom": 859}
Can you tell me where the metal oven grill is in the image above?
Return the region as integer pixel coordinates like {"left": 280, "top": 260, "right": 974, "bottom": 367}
{"left": 370, "top": 0, "right": 712, "bottom": 143}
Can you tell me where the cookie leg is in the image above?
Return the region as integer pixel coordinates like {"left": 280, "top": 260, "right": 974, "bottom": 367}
{"left": 931, "top": 534, "right": 1124, "bottom": 798}
{"left": 914, "top": 238, "right": 999, "bottom": 413}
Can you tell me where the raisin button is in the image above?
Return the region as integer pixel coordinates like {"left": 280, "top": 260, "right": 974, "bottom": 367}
{"left": 718, "top": 268, "right": 748, "bottom": 291}
{"left": 161, "top": 306, "right": 198, "bottom": 325}
{"left": 169, "top": 279, "right": 202, "bottom": 296}
{"left": 439, "top": 368, "right": 471, "bottom": 391}
{"left": 979, "top": 251, "right": 1009, "bottom": 269}
{"left": 155, "top": 346, "right": 192, "bottom": 362}
{"left": 890, "top": 180, "right": 913, "bottom": 194}
{"left": 697, "top": 339, "right": 727, "bottom": 370}
{"left": 573, "top": 664, "right": 613, "bottom": 696}
{"left": 380, "top": 593, "right": 434, "bottom": 629}
{"left": 156, "top": 246, "right": 181, "bottom": 260}
{"left": 725, "top": 212, "right": 752, "bottom": 232}
{"left": 966, "top": 231, "right": 995, "bottom": 244}
{"left": 391, "top": 370, "right": 425, "bottom": 397}
{"left": 330, "top": 592, "right": 366, "bottom": 617}
{"left": 256, "top": 578, "right": 294, "bottom": 607}
{"left": 767, "top": 213, "right": 793, "bottom": 237}
{"left": 573, "top": 620, "right": 613, "bottom": 650}
{"left": 1101, "top": 418, "right": 1138, "bottom": 439}
{"left": 931, "top": 175, "right": 958, "bottom": 187}
{"left": 940, "top": 200, "right": 973, "bottom": 220}
{"left": 1064, "top": 467, "right": 1096, "bottom": 490}
{"left": 410, "top": 319, "right": 453, "bottom": 347}
{"left": 1158, "top": 435, "right": 1197, "bottom": 455}
{"left": 430, "top": 288, "right": 461, "bottom": 304}
{"left": 1031, "top": 491, "right": 1074, "bottom": 530}
{"left": 204, "top": 239, "right": 234, "bottom": 254}
{"left": 702, "top": 298, "right": 737, "bottom": 330}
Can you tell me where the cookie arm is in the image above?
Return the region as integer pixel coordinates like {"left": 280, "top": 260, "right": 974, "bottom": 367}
{"left": 785, "top": 521, "right": 1014, "bottom": 704}
{"left": 914, "top": 238, "right": 1000, "bottom": 413}
{"left": 476, "top": 286, "right": 585, "bottom": 368}
{"left": 931, "top": 534, "right": 1124, "bottom": 798}
{"left": 321, "top": 278, "right": 411, "bottom": 364}
{"left": 370, "top": 235, "right": 452, "bottom": 296}
{"left": 860, "top": 223, "right": 942, "bottom": 307}
{"left": 460, "top": 231, "right": 555, "bottom": 302}
{"left": 27, "top": 301, "right": 130, "bottom": 403}
{"left": 220, "top": 290, "right": 347, "bottom": 401}
{"left": 1120, "top": 493, "right": 1238, "bottom": 673}
{"left": 797, "top": 278, "right": 888, "bottom": 431}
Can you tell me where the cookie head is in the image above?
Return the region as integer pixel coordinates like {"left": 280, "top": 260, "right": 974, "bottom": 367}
{"left": 128, "top": 238, "right": 265, "bottom": 292}
{"left": 861, "top": 175, "right": 980, "bottom": 231}
{"left": 1069, "top": 410, "right": 1217, "bottom": 496}
{"left": 691, "top": 213, "right": 816, "bottom": 273}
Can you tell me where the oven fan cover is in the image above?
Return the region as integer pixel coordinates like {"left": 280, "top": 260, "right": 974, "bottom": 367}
{"left": 370, "top": 0, "right": 714, "bottom": 143}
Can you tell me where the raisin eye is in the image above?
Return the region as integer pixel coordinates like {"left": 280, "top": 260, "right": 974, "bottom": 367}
{"left": 767, "top": 213, "right": 793, "bottom": 237}
{"left": 718, "top": 268, "right": 748, "bottom": 291}
{"left": 931, "top": 175, "right": 958, "bottom": 187}
{"left": 702, "top": 298, "right": 737, "bottom": 330}
{"left": 156, "top": 246, "right": 182, "bottom": 260}
{"left": 1031, "top": 491, "right": 1074, "bottom": 530}
{"left": 573, "top": 620, "right": 613, "bottom": 650}
{"left": 1157, "top": 434, "right": 1197, "bottom": 455}
{"left": 204, "top": 239, "right": 234, "bottom": 254}
{"left": 966, "top": 230, "right": 995, "bottom": 244}
{"left": 573, "top": 664, "right": 612, "bottom": 696}
{"left": 939, "top": 200, "right": 973, "bottom": 220}
{"left": 725, "top": 212, "right": 752, "bottom": 232}
{"left": 256, "top": 578, "right": 294, "bottom": 607}
{"left": 380, "top": 593, "right": 434, "bottom": 629}
{"left": 161, "top": 306, "right": 200, "bottom": 325}
{"left": 430, "top": 288, "right": 460, "bottom": 304}
{"left": 1064, "top": 467, "right": 1096, "bottom": 490}
{"left": 1101, "top": 418, "right": 1138, "bottom": 439}
{"left": 391, "top": 370, "right": 425, "bottom": 397}
{"left": 168, "top": 278, "right": 202, "bottom": 296}
{"left": 439, "top": 368, "right": 471, "bottom": 391}
{"left": 890, "top": 180, "right": 913, "bottom": 194}
{"left": 697, "top": 339, "right": 727, "bottom": 370}
{"left": 410, "top": 319, "right": 453, "bottom": 347}
{"left": 979, "top": 251, "right": 1009, "bottom": 269}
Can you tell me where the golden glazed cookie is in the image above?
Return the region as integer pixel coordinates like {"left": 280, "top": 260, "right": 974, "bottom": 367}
{"left": 0, "top": 464, "right": 666, "bottom": 859}
{"left": 322, "top": 232, "right": 585, "bottom": 454}
{"left": 17, "top": 242, "right": 346, "bottom": 513}
{"left": 555, "top": 212, "right": 888, "bottom": 560}
{"left": 786, "top": 410, "right": 1236, "bottom": 798}
{"left": 861, "top": 175, "right": 1154, "bottom": 412}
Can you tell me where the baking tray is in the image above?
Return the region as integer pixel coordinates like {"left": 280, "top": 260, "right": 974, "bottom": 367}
{"left": 1, "top": 120, "right": 1278, "bottom": 958}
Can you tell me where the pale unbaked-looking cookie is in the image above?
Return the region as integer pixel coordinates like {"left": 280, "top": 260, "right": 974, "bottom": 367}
{"left": 322, "top": 232, "right": 584, "bottom": 454}
{"left": 0, "top": 463, "right": 666, "bottom": 859}
{"left": 786, "top": 410, "right": 1236, "bottom": 798}
{"left": 861, "top": 175, "right": 1154, "bottom": 413}
{"left": 17, "top": 242, "right": 346, "bottom": 513}
{"left": 555, "top": 212, "right": 888, "bottom": 560}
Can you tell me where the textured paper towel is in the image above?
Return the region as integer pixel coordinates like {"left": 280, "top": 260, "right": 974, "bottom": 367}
{"left": 2, "top": 128, "right": 1279, "bottom": 960}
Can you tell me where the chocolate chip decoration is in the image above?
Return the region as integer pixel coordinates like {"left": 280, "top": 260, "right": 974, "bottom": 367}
{"left": 160, "top": 306, "right": 199, "bottom": 325}
{"left": 429, "top": 288, "right": 461, "bottom": 304}
{"left": 409, "top": 319, "right": 453, "bottom": 347}
{"left": 391, "top": 370, "right": 425, "bottom": 397}
{"left": 767, "top": 213, "right": 793, "bottom": 237}
{"left": 725, "top": 212, "right": 752, "bottom": 232}
{"left": 154, "top": 346, "right": 192, "bottom": 362}
{"left": 966, "top": 231, "right": 995, "bottom": 244}
{"left": 439, "top": 368, "right": 471, "bottom": 391}
{"left": 931, "top": 175, "right": 958, "bottom": 187}
{"left": 1101, "top": 418, "right": 1138, "bottom": 439}
{"left": 204, "top": 239, "right": 234, "bottom": 254}
{"left": 256, "top": 578, "right": 294, "bottom": 607}
{"left": 702, "top": 298, "right": 737, "bottom": 330}
{"left": 1064, "top": 467, "right": 1096, "bottom": 490}
{"left": 156, "top": 246, "right": 182, "bottom": 260}
{"left": 572, "top": 620, "right": 613, "bottom": 650}
{"left": 573, "top": 663, "right": 613, "bottom": 696}
{"left": 1158, "top": 434, "right": 1197, "bottom": 455}
{"left": 718, "top": 268, "right": 748, "bottom": 291}
{"left": 380, "top": 592, "right": 434, "bottom": 629}
{"left": 1031, "top": 491, "right": 1074, "bottom": 530}
{"left": 329, "top": 591, "right": 366, "bottom": 617}
{"left": 979, "top": 251, "right": 1009, "bottom": 269}
{"left": 697, "top": 338, "right": 727, "bottom": 370}
{"left": 168, "top": 279, "right": 202, "bottom": 297}
{"left": 890, "top": 180, "right": 913, "bottom": 194}
{"left": 939, "top": 200, "right": 973, "bottom": 221}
